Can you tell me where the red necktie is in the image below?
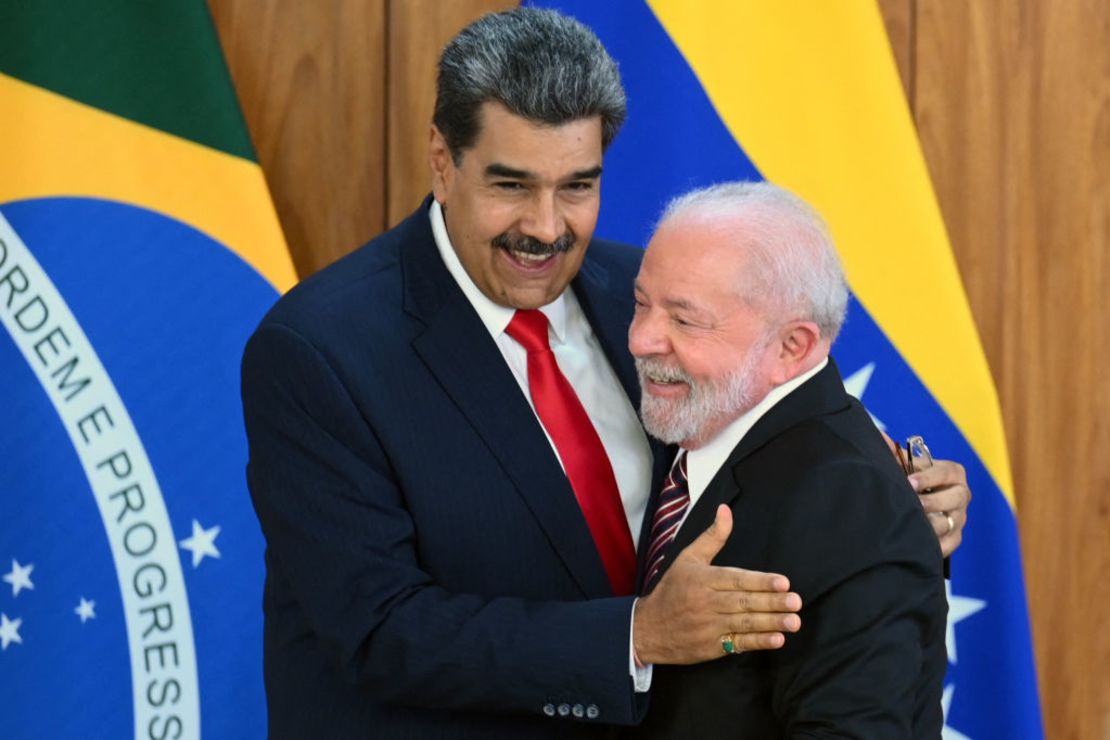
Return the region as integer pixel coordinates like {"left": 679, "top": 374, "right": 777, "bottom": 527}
{"left": 641, "top": 452, "right": 689, "bottom": 594}
{"left": 506, "top": 309, "right": 636, "bottom": 595}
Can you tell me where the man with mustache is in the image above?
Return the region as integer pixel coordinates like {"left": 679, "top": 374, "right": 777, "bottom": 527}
{"left": 240, "top": 8, "right": 967, "bottom": 739}
{"left": 627, "top": 181, "right": 947, "bottom": 738}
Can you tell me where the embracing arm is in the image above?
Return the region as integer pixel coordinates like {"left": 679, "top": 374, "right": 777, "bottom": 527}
{"left": 634, "top": 505, "right": 802, "bottom": 665}
{"left": 242, "top": 323, "right": 799, "bottom": 723}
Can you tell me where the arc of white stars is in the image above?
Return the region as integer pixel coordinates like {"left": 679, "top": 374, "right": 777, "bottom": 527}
{"left": 2, "top": 559, "right": 34, "bottom": 597}
{"left": 841, "top": 362, "right": 886, "bottom": 431}
{"left": 179, "top": 519, "right": 221, "bottom": 568}
{"left": 0, "top": 612, "right": 22, "bottom": 650}
{"left": 946, "top": 580, "right": 987, "bottom": 664}
{"left": 75, "top": 597, "right": 96, "bottom": 623}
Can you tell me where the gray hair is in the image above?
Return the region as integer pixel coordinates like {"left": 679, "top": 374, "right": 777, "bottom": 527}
{"left": 658, "top": 181, "right": 849, "bottom": 340}
{"left": 434, "top": 8, "right": 626, "bottom": 163}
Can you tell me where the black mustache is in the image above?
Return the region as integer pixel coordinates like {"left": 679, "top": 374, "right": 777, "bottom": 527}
{"left": 492, "top": 231, "right": 575, "bottom": 256}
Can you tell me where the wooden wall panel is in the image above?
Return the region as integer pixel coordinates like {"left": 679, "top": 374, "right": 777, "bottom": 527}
{"left": 209, "top": 0, "right": 387, "bottom": 277}
{"left": 386, "top": 0, "right": 517, "bottom": 226}
{"left": 913, "top": 1, "right": 1110, "bottom": 737}
{"left": 877, "top": 0, "right": 915, "bottom": 106}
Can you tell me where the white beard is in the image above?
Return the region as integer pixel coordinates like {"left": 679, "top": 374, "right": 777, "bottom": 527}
{"left": 636, "top": 342, "right": 767, "bottom": 446}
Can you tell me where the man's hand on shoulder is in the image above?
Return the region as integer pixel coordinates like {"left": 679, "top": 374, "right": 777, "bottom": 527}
{"left": 910, "top": 459, "right": 970, "bottom": 558}
{"left": 881, "top": 431, "right": 971, "bottom": 558}
{"left": 632, "top": 505, "right": 802, "bottom": 665}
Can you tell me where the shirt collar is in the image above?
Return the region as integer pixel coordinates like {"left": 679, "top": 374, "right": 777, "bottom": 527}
{"left": 685, "top": 357, "right": 829, "bottom": 500}
{"left": 429, "top": 200, "right": 568, "bottom": 342}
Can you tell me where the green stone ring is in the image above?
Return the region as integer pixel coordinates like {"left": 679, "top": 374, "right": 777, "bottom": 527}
{"left": 721, "top": 635, "right": 736, "bottom": 655}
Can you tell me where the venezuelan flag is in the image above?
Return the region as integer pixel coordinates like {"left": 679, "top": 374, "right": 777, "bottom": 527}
{"left": 530, "top": 1, "right": 1044, "bottom": 737}
{"left": 0, "top": 3, "right": 294, "bottom": 737}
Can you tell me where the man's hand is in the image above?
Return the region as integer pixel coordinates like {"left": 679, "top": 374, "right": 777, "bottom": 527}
{"left": 633, "top": 505, "right": 802, "bottom": 666}
{"left": 880, "top": 431, "right": 971, "bottom": 558}
{"left": 910, "top": 459, "right": 970, "bottom": 558}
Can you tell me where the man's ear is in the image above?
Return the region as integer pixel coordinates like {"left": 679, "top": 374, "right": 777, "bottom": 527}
{"left": 768, "top": 321, "right": 823, "bottom": 384}
{"left": 429, "top": 125, "right": 454, "bottom": 203}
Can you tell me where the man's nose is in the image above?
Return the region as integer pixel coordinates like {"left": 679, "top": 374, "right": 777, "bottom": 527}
{"left": 628, "top": 308, "right": 669, "bottom": 358}
{"left": 519, "top": 192, "right": 564, "bottom": 245}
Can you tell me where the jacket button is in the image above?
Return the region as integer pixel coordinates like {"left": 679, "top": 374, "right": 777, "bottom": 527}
{"left": 558, "top": 703, "right": 571, "bottom": 717}
{"left": 572, "top": 703, "right": 585, "bottom": 718}
{"left": 543, "top": 703, "right": 556, "bottom": 717}
{"left": 586, "top": 704, "right": 600, "bottom": 719}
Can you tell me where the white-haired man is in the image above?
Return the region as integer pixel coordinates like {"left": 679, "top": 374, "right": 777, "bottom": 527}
{"left": 627, "top": 181, "right": 947, "bottom": 737}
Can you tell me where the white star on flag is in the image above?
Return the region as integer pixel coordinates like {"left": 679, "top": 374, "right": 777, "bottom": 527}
{"left": 941, "top": 684, "right": 971, "bottom": 740}
{"left": 946, "top": 579, "right": 987, "bottom": 664}
{"left": 179, "top": 519, "right": 221, "bottom": 568}
{"left": 2, "top": 559, "right": 34, "bottom": 597}
{"left": 841, "top": 362, "right": 886, "bottom": 431}
{"left": 0, "top": 612, "right": 23, "bottom": 650}
{"left": 75, "top": 597, "right": 96, "bottom": 623}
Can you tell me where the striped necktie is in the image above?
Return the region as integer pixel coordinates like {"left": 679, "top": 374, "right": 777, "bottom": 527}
{"left": 642, "top": 452, "right": 689, "bottom": 594}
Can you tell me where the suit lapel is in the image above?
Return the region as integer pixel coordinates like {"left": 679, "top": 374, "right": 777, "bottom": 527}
{"left": 571, "top": 256, "right": 639, "bottom": 408}
{"left": 401, "top": 200, "right": 612, "bottom": 598}
{"left": 657, "top": 360, "right": 853, "bottom": 573}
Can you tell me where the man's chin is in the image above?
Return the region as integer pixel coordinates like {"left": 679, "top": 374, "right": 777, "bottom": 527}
{"left": 489, "top": 259, "right": 579, "bottom": 309}
{"left": 641, "top": 407, "right": 694, "bottom": 446}
{"left": 498, "top": 286, "right": 564, "bottom": 310}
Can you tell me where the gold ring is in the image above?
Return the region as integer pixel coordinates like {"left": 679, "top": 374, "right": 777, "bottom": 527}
{"left": 721, "top": 634, "right": 737, "bottom": 655}
{"left": 943, "top": 512, "right": 955, "bottom": 536}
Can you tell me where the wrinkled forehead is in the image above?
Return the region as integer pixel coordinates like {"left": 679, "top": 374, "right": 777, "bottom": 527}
{"left": 642, "top": 229, "right": 745, "bottom": 297}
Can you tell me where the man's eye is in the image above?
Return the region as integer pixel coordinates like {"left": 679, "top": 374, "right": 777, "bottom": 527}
{"left": 565, "top": 181, "right": 594, "bottom": 192}
{"left": 494, "top": 181, "right": 525, "bottom": 191}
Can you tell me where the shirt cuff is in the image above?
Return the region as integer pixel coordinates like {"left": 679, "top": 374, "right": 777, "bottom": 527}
{"left": 629, "top": 597, "right": 653, "bottom": 692}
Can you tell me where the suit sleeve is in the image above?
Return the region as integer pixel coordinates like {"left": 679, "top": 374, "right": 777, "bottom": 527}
{"left": 241, "top": 322, "right": 646, "bottom": 723}
{"left": 765, "top": 461, "right": 947, "bottom": 738}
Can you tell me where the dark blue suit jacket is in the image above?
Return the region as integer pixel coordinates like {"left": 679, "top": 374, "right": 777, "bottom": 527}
{"left": 241, "top": 198, "right": 666, "bottom": 739}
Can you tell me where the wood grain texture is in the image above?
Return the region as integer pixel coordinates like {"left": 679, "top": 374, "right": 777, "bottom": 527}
{"left": 913, "top": 1, "right": 1110, "bottom": 737}
{"left": 386, "top": 0, "right": 517, "bottom": 226}
{"left": 209, "top": 0, "right": 387, "bottom": 277}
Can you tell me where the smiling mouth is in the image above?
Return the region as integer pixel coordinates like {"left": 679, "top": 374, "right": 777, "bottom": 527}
{"left": 644, "top": 375, "right": 689, "bottom": 394}
{"left": 492, "top": 231, "right": 575, "bottom": 267}
{"left": 636, "top": 359, "right": 692, "bottom": 393}
{"left": 507, "top": 249, "right": 555, "bottom": 265}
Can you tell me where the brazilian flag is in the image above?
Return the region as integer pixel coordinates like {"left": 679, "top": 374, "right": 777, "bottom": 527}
{"left": 0, "top": 4, "right": 295, "bottom": 738}
{"left": 531, "top": 1, "right": 1044, "bottom": 737}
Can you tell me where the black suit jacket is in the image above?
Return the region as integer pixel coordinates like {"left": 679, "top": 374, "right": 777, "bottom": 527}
{"left": 629, "top": 360, "right": 947, "bottom": 739}
{"left": 241, "top": 198, "right": 668, "bottom": 739}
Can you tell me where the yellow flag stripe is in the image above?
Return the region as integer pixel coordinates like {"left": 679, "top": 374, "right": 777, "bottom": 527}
{"left": 648, "top": 0, "right": 1014, "bottom": 505}
{"left": 0, "top": 73, "right": 297, "bottom": 293}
